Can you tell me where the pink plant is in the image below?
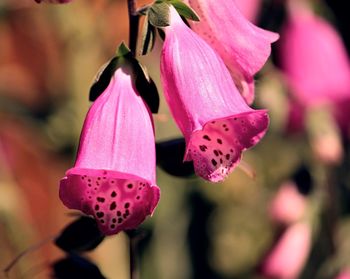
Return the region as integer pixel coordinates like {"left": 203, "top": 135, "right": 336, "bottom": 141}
{"left": 184, "top": 0, "right": 278, "bottom": 104}
{"left": 59, "top": 66, "right": 160, "bottom": 235}
{"left": 160, "top": 6, "right": 269, "bottom": 182}
{"left": 269, "top": 181, "right": 307, "bottom": 225}
{"left": 261, "top": 222, "right": 312, "bottom": 279}
{"left": 278, "top": 6, "right": 350, "bottom": 108}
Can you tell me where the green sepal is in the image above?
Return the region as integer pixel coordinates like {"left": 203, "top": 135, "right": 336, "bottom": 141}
{"left": 141, "top": 17, "right": 157, "bottom": 56}
{"left": 89, "top": 43, "right": 159, "bottom": 113}
{"left": 148, "top": 2, "right": 171, "bottom": 27}
{"left": 166, "top": 0, "right": 199, "bottom": 21}
{"left": 130, "top": 59, "right": 160, "bottom": 113}
{"left": 89, "top": 43, "right": 131, "bottom": 102}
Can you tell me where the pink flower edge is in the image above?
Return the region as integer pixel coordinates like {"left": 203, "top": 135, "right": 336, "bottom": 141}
{"left": 184, "top": 110, "right": 268, "bottom": 182}
{"left": 60, "top": 168, "right": 160, "bottom": 235}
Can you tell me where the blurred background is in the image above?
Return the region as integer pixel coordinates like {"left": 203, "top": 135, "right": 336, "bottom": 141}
{"left": 1, "top": 0, "right": 350, "bottom": 278}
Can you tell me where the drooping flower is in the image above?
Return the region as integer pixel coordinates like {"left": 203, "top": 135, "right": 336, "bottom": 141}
{"left": 59, "top": 65, "right": 160, "bottom": 235}
{"left": 160, "top": 6, "right": 269, "bottom": 183}
{"left": 261, "top": 222, "right": 312, "bottom": 279}
{"left": 269, "top": 181, "right": 307, "bottom": 225}
{"left": 278, "top": 5, "right": 350, "bottom": 108}
{"left": 184, "top": 0, "right": 279, "bottom": 104}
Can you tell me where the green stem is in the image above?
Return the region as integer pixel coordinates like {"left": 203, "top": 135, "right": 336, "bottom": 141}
{"left": 127, "top": 0, "right": 140, "bottom": 56}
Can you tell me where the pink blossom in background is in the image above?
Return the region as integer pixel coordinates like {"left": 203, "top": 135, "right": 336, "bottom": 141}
{"left": 269, "top": 181, "right": 306, "bottom": 225}
{"left": 261, "top": 222, "right": 312, "bottom": 279}
{"left": 59, "top": 67, "right": 160, "bottom": 235}
{"left": 335, "top": 269, "right": 350, "bottom": 279}
{"left": 278, "top": 6, "right": 350, "bottom": 108}
{"left": 160, "top": 6, "right": 269, "bottom": 182}
{"left": 235, "top": 0, "right": 262, "bottom": 23}
{"left": 185, "top": 0, "right": 278, "bottom": 104}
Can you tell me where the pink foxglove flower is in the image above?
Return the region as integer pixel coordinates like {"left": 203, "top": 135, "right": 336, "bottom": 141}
{"left": 160, "top": 6, "right": 269, "bottom": 182}
{"left": 279, "top": 6, "right": 350, "bottom": 108}
{"left": 185, "top": 0, "right": 279, "bottom": 104}
{"left": 59, "top": 66, "right": 160, "bottom": 235}
{"left": 269, "top": 181, "right": 306, "bottom": 225}
{"left": 261, "top": 222, "right": 312, "bottom": 279}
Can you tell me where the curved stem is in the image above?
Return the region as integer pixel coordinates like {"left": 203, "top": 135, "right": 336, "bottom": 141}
{"left": 127, "top": 0, "right": 140, "bottom": 56}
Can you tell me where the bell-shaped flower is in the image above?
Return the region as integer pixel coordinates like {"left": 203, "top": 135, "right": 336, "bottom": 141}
{"left": 278, "top": 5, "right": 350, "bottom": 108}
{"left": 184, "top": 0, "right": 278, "bottom": 104}
{"left": 59, "top": 65, "right": 160, "bottom": 235}
{"left": 160, "top": 6, "right": 269, "bottom": 182}
{"left": 261, "top": 222, "right": 312, "bottom": 279}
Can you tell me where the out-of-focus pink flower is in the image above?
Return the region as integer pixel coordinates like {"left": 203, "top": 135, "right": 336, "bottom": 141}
{"left": 335, "top": 269, "right": 350, "bottom": 279}
{"left": 35, "top": 0, "right": 71, "bottom": 3}
{"left": 184, "top": 0, "right": 278, "bottom": 104}
{"left": 261, "top": 222, "right": 312, "bottom": 279}
{"left": 160, "top": 6, "right": 269, "bottom": 182}
{"left": 278, "top": 6, "right": 350, "bottom": 108}
{"left": 235, "top": 0, "right": 262, "bottom": 23}
{"left": 269, "top": 181, "right": 307, "bottom": 225}
{"left": 59, "top": 66, "right": 160, "bottom": 235}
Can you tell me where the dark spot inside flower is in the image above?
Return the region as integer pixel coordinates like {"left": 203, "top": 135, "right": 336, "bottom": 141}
{"left": 118, "top": 218, "right": 123, "bottom": 223}
{"left": 211, "top": 159, "right": 217, "bottom": 166}
{"left": 111, "top": 191, "right": 117, "bottom": 197}
{"left": 124, "top": 202, "right": 130, "bottom": 209}
{"left": 123, "top": 214, "right": 128, "bottom": 218}
{"left": 94, "top": 187, "right": 97, "bottom": 190}
{"left": 97, "top": 197, "right": 105, "bottom": 203}
{"left": 219, "top": 150, "right": 223, "bottom": 155}
{"left": 226, "top": 154, "right": 230, "bottom": 160}
{"left": 230, "top": 149, "right": 234, "bottom": 153}
{"left": 112, "top": 218, "right": 116, "bottom": 223}
{"left": 98, "top": 177, "right": 101, "bottom": 180}
{"left": 101, "top": 220, "right": 105, "bottom": 224}
{"left": 88, "top": 184, "right": 92, "bottom": 187}
{"left": 81, "top": 177, "right": 84, "bottom": 180}
{"left": 125, "top": 210, "right": 130, "bottom": 216}
{"left": 220, "top": 159, "right": 223, "bottom": 164}
{"left": 96, "top": 212, "right": 104, "bottom": 218}
{"left": 127, "top": 184, "right": 133, "bottom": 189}
{"left": 223, "top": 124, "right": 227, "bottom": 127}
{"left": 211, "top": 121, "right": 216, "bottom": 124}
{"left": 234, "top": 118, "right": 237, "bottom": 120}
{"left": 138, "top": 187, "right": 142, "bottom": 191}
{"left": 214, "top": 150, "right": 219, "bottom": 156}
{"left": 88, "top": 196, "right": 92, "bottom": 199}
{"left": 199, "top": 145, "right": 208, "bottom": 152}
{"left": 95, "top": 205, "right": 99, "bottom": 211}
{"left": 217, "top": 139, "right": 223, "bottom": 144}
{"left": 110, "top": 202, "right": 117, "bottom": 210}
{"left": 136, "top": 196, "right": 140, "bottom": 200}
{"left": 203, "top": 135, "right": 211, "bottom": 141}
{"left": 103, "top": 177, "right": 106, "bottom": 180}
{"left": 225, "top": 128, "right": 229, "bottom": 132}
{"left": 111, "top": 224, "right": 115, "bottom": 229}
{"left": 117, "top": 211, "right": 122, "bottom": 216}
{"left": 88, "top": 179, "right": 91, "bottom": 182}
{"left": 103, "top": 171, "right": 107, "bottom": 175}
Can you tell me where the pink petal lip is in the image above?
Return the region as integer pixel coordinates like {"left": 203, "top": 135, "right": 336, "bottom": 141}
{"left": 184, "top": 110, "right": 268, "bottom": 182}
{"left": 60, "top": 168, "right": 160, "bottom": 236}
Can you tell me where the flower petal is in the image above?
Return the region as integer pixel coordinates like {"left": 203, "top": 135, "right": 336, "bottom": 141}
{"left": 60, "top": 169, "right": 160, "bottom": 235}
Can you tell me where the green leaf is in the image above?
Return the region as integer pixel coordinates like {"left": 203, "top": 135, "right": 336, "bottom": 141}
{"left": 141, "top": 18, "right": 156, "bottom": 55}
{"left": 166, "top": 0, "right": 199, "bottom": 21}
{"left": 148, "top": 2, "right": 170, "bottom": 27}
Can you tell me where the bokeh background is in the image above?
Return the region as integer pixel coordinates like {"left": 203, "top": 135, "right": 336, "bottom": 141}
{"left": 1, "top": 0, "right": 350, "bottom": 278}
